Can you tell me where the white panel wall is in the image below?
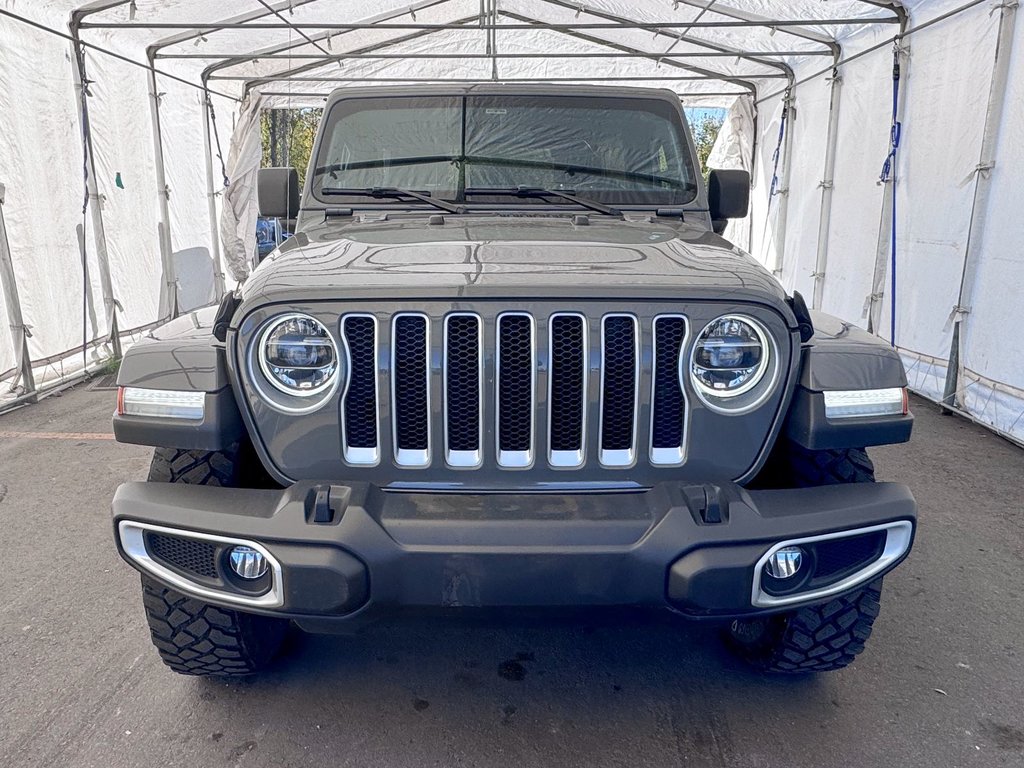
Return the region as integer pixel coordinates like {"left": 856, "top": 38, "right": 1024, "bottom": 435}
{"left": 0, "top": 15, "right": 108, "bottom": 371}
{"left": 85, "top": 47, "right": 167, "bottom": 332}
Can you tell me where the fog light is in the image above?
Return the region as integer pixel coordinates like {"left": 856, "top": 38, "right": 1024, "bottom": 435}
{"left": 228, "top": 546, "right": 269, "bottom": 580}
{"left": 765, "top": 546, "right": 804, "bottom": 579}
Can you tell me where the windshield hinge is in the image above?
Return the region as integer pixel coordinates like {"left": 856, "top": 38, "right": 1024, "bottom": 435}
{"left": 323, "top": 208, "right": 353, "bottom": 219}
{"left": 655, "top": 208, "right": 686, "bottom": 219}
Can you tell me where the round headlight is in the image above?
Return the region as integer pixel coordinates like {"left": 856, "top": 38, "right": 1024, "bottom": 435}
{"left": 258, "top": 314, "right": 339, "bottom": 396}
{"left": 689, "top": 315, "right": 771, "bottom": 401}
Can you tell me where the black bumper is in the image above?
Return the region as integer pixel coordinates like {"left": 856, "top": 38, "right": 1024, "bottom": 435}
{"left": 112, "top": 480, "right": 916, "bottom": 627}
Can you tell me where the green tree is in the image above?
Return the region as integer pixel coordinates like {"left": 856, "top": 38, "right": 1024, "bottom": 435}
{"left": 689, "top": 111, "right": 725, "bottom": 180}
{"left": 260, "top": 108, "right": 323, "bottom": 189}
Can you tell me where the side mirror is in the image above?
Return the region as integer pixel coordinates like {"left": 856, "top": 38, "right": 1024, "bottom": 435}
{"left": 257, "top": 167, "right": 300, "bottom": 219}
{"left": 707, "top": 169, "right": 750, "bottom": 232}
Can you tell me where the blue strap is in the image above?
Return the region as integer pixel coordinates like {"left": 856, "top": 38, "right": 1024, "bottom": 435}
{"left": 880, "top": 44, "right": 902, "bottom": 346}
{"left": 769, "top": 92, "right": 790, "bottom": 198}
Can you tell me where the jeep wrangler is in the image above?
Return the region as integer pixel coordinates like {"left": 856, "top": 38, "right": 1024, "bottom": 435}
{"left": 111, "top": 85, "right": 916, "bottom": 676}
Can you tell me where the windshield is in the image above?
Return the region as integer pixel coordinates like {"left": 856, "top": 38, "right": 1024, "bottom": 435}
{"left": 310, "top": 94, "right": 698, "bottom": 207}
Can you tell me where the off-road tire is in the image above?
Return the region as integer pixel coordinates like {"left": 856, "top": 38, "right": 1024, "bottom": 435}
{"left": 141, "top": 576, "right": 288, "bottom": 676}
{"left": 728, "top": 443, "right": 881, "bottom": 673}
{"left": 140, "top": 443, "right": 287, "bottom": 676}
{"left": 753, "top": 440, "right": 875, "bottom": 488}
{"left": 725, "top": 579, "right": 883, "bottom": 673}
{"left": 147, "top": 441, "right": 277, "bottom": 488}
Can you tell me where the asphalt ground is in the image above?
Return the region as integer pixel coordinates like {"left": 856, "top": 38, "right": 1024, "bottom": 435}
{"left": 0, "top": 386, "right": 1022, "bottom": 768}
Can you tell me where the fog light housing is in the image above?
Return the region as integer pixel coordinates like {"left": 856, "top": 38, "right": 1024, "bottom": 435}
{"left": 228, "top": 546, "right": 269, "bottom": 580}
{"left": 765, "top": 546, "right": 804, "bottom": 579}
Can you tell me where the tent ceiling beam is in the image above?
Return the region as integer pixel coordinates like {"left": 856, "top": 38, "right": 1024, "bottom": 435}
{"left": 215, "top": 74, "right": 786, "bottom": 82}
{"left": 670, "top": 0, "right": 840, "bottom": 54}
{"left": 232, "top": 7, "right": 769, "bottom": 94}
{"left": 235, "top": 14, "right": 484, "bottom": 92}
{"left": 499, "top": 10, "right": 760, "bottom": 92}
{"left": 253, "top": 0, "right": 332, "bottom": 59}
{"left": 159, "top": 49, "right": 832, "bottom": 60}
{"left": 78, "top": 19, "right": 904, "bottom": 32}
{"left": 199, "top": 0, "right": 454, "bottom": 83}
{"left": 145, "top": 0, "right": 324, "bottom": 55}
{"left": 537, "top": 0, "right": 792, "bottom": 79}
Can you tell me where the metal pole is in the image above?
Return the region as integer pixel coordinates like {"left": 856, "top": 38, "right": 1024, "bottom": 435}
{"left": 771, "top": 87, "right": 796, "bottom": 277}
{"left": 0, "top": 183, "right": 36, "bottom": 399}
{"left": 201, "top": 85, "right": 227, "bottom": 298}
{"left": 867, "top": 14, "right": 910, "bottom": 336}
{"left": 78, "top": 18, "right": 904, "bottom": 30}
{"left": 147, "top": 51, "right": 179, "bottom": 320}
{"left": 217, "top": 74, "right": 787, "bottom": 82}
{"left": 158, "top": 50, "right": 835, "bottom": 60}
{"left": 68, "top": 25, "right": 122, "bottom": 358}
{"left": 811, "top": 56, "right": 844, "bottom": 309}
{"left": 942, "top": 0, "right": 1018, "bottom": 409}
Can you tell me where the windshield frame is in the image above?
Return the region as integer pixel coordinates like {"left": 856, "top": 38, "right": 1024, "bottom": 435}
{"left": 306, "top": 90, "right": 702, "bottom": 212}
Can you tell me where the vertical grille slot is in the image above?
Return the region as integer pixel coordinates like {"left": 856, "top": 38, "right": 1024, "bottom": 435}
{"left": 392, "top": 313, "right": 430, "bottom": 467}
{"left": 650, "top": 315, "right": 687, "bottom": 465}
{"left": 548, "top": 313, "right": 587, "bottom": 467}
{"left": 496, "top": 313, "right": 535, "bottom": 468}
{"left": 341, "top": 314, "right": 379, "bottom": 465}
{"left": 444, "top": 313, "right": 483, "bottom": 467}
{"left": 600, "top": 314, "right": 639, "bottom": 467}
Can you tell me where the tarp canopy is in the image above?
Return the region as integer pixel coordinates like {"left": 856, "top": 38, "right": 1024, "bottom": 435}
{"left": 1, "top": 0, "right": 1023, "bottom": 444}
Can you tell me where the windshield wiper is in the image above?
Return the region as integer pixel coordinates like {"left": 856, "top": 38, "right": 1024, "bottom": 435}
{"left": 320, "top": 186, "right": 465, "bottom": 214}
{"left": 464, "top": 186, "right": 622, "bottom": 217}
{"left": 314, "top": 154, "right": 460, "bottom": 176}
{"left": 463, "top": 155, "right": 697, "bottom": 196}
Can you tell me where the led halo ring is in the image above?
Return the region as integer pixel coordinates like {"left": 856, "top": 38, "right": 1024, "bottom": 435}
{"left": 685, "top": 313, "right": 779, "bottom": 413}
{"left": 253, "top": 313, "right": 342, "bottom": 406}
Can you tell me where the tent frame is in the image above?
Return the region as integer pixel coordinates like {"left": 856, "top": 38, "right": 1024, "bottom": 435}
{"left": 0, "top": 0, "right": 911, "bottom": 408}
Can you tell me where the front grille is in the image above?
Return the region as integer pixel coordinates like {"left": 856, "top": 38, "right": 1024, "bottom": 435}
{"left": 392, "top": 314, "right": 430, "bottom": 465}
{"left": 341, "top": 310, "right": 691, "bottom": 471}
{"left": 444, "top": 314, "right": 483, "bottom": 465}
{"left": 549, "top": 314, "right": 587, "bottom": 465}
{"left": 341, "top": 315, "right": 378, "bottom": 463}
{"left": 651, "top": 315, "right": 687, "bottom": 464}
{"left": 600, "top": 315, "right": 639, "bottom": 465}
{"left": 146, "top": 532, "right": 219, "bottom": 580}
{"left": 813, "top": 531, "right": 887, "bottom": 582}
{"left": 497, "top": 313, "right": 535, "bottom": 467}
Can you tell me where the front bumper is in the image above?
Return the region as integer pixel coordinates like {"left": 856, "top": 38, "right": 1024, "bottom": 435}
{"left": 112, "top": 480, "right": 916, "bottom": 627}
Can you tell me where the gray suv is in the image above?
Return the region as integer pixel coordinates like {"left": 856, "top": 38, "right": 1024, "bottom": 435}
{"left": 111, "top": 85, "right": 916, "bottom": 677}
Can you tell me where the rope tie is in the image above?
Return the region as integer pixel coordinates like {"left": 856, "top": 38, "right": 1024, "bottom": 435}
{"left": 879, "top": 39, "right": 904, "bottom": 347}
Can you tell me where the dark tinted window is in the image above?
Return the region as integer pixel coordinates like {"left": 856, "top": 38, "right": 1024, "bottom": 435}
{"left": 311, "top": 94, "right": 697, "bottom": 206}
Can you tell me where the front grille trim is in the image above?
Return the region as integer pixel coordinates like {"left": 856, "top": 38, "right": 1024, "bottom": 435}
{"left": 650, "top": 314, "right": 689, "bottom": 467}
{"left": 443, "top": 312, "right": 484, "bottom": 469}
{"left": 598, "top": 313, "right": 641, "bottom": 468}
{"left": 391, "top": 312, "right": 432, "bottom": 468}
{"left": 496, "top": 312, "right": 537, "bottom": 469}
{"left": 340, "top": 313, "right": 381, "bottom": 466}
{"left": 548, "top": 312, "right": 589, "bottom": 469}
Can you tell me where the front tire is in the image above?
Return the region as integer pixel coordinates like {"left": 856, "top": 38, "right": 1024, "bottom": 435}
{"left": 725, "top": 580, "right": 883, "bottom": 673}
{"left": 728, "top": 442, "right": 882, "bottom": 673}
{"left": 142, "top": 576, "right": 288, "bottom": 676}
{"left": 139, "top": 444, "right": 287, "bottom": 676}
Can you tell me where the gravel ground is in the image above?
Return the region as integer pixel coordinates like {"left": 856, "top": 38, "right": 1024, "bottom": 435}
{"left": 0, "top": 386, "right": 1021, "bottom": 768}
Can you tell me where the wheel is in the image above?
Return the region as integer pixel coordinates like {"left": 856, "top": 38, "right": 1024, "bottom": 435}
{"left": 724, "top": 580, "right": 883, "bottom": 673}
{"left": 751, "top": 440, "right": 875, "bottom": 489}
{"left": 727, "top": 442, "right": 881, "bottom": 673}
{"left": 140, "top": 443, "right": 287, "bottom": 676}
{"left": 141, "top": 576, "right": 288, "bottom": 676}
{"left": 147, "top": 441, "right": 277, "bottom": 488}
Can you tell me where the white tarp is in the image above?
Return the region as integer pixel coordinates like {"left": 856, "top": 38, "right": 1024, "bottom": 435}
{"left": 1, "top": 0, "right": 1023, "bottom": 444}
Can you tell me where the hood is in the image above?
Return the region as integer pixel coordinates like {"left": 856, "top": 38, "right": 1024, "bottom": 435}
{"left": 241, "top": 214, "right": 787, "bottom": 309}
